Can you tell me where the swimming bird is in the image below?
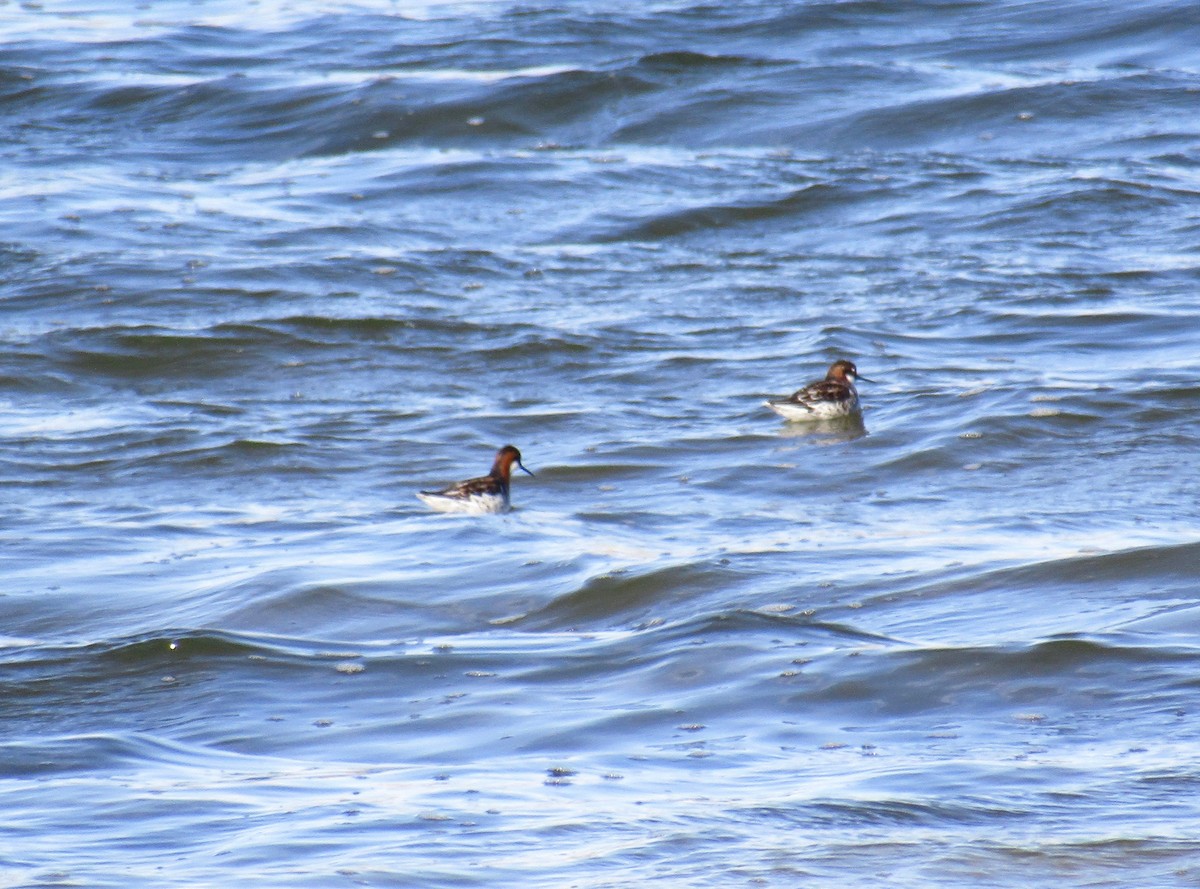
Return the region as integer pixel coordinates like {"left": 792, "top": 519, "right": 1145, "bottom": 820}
{"left": 765, "top": 358, "right": 873, "bottom": 421}
{"left": 416, "top": 445, "right": 533, "bottom": 514}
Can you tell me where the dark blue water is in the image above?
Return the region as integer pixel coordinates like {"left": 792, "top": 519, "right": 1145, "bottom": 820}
{"left": 4, "top": 1, "right": 1200, "bottom": 885}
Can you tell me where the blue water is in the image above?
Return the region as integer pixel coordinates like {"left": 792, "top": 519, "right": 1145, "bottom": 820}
{"left": 4, "top": 1, "right": 1200, "bottom": 885}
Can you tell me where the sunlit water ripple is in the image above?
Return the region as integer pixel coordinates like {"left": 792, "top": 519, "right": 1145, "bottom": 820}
{"left": 3, "top": 0, "right": 1200, "bottom": 885}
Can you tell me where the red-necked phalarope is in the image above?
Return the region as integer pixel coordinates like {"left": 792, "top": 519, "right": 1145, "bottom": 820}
{"left": 765, "top": 358, "right": 874, "bottom": 421}
{"left": 417, "top": 445, "right": 534, "bottom": 514}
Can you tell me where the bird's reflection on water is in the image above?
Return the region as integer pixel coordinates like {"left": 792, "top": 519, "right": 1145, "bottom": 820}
{"left": 774, "top": 414, "right": 868, "bottom": 445}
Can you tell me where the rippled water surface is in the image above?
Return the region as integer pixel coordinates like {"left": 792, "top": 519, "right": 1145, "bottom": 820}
{"left": 4, "top": 1, "right": 1200, "bottom": 886}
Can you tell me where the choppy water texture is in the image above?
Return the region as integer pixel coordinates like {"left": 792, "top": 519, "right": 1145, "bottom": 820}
{"left": 3, "top": 0, "right": 1200, "bottom": 885}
